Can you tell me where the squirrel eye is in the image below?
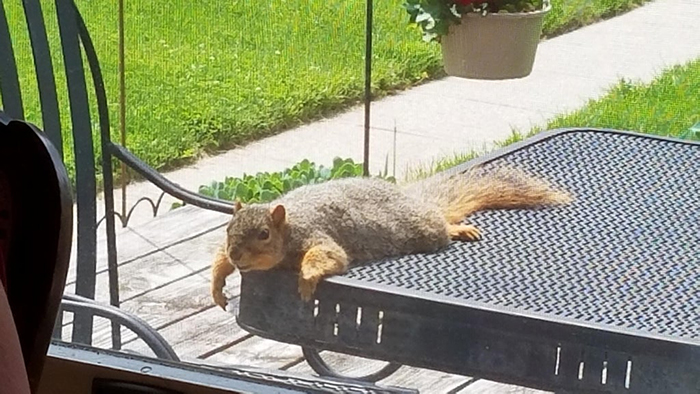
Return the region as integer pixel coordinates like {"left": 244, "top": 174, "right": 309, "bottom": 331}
{"left": 258, "top": 228, "right": 270, "bottom": 240}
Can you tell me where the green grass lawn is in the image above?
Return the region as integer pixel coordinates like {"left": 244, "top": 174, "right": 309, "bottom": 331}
{"left": 527, "top": 58, "right": 700, "bottom": 138}
{"left": 3, "top": 0, "right": 647, "bottom": 181}
{"left": 199, "top": 57, "right": 700, "bottom": 194}
{"left": 409, "top": 57, "right": 700, "bottom": 179}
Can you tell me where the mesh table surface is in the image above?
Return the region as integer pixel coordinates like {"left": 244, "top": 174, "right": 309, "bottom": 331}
{"left": 340, "top": 130, "right": 699, "bottom": 343}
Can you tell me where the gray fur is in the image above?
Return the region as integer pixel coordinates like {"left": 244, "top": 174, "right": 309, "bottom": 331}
{"left": 232, "top": 177, "right": 450, "bottom": 268}
{"left": 280, "top": 177, "right": 449, "bottom": 264}
{"left": 226, "top": 168, "right": 571, "bottom": 270}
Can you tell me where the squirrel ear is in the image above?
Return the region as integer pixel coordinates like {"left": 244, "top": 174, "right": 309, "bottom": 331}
{"left": 270, "top": 205, "right": 286, "bottom": 226}
{"left": 233, "top": 200, "right": 243, "bottom": 213}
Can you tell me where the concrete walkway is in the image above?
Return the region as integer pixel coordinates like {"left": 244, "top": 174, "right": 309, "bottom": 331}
{"left": 105, "top": 0, "right": 700, "bottom": 227}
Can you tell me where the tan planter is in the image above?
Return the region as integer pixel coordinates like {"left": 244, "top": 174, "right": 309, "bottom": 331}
{"left": 440, "top": 4, "right": 551, "bottom": 80}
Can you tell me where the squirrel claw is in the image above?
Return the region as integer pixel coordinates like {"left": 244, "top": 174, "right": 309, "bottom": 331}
{"left": 212, "top": 290, "right": 228, "bottom": 310}
{"left": 298, "top": 276, "right": 318, "bottom": 302}
{"left": 448, "top": 224, "right": 482, "bottom": 242}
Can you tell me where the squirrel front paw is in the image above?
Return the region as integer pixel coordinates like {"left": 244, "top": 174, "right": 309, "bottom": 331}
{"left": 298, "top": 275, "right": 319, "bottom": 302}
{"left": 211, "top": 288, "right": 229, "bottom": 310}
{"left": 211, "top": 247, "right": 236, "bottom": 310}
{"left": 297, "top": 242, "right": 349, "bottom": 302}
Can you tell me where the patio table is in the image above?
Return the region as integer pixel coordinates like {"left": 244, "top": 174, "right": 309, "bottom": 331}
{"left": 237, "top": 128, "right": 700, "bottom": 393}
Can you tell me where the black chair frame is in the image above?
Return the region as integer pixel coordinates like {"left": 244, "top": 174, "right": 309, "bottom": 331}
{"left": 1, "top": 0, "right": 232, "bottom": 352}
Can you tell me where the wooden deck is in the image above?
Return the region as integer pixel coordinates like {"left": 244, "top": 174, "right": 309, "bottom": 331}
{"left": 60, "top": 205, "right": 550, "bottom": 394}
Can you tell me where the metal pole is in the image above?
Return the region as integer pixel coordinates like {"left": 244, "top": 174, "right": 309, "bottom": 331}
{"left": 118, "top": 0, "right": 127, "bottom": 222}
{"left": 362, "top": 0, "right": 373, "bottom": 177}
{"left": 114, "top": 0, "right": 126, "bottom": 348}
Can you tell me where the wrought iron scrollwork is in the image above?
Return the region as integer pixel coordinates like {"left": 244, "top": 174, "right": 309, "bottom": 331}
{"left": 96, "top": 190, "right": 171, "bottom": 229}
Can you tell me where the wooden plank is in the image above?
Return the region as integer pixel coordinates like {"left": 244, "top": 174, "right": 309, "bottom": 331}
{"left": 84, "top": 228, "right": 243, "bottom": 344}
{"left": 95, "top": 271, "right": 241, "bottom": 347}
{"left": 127, "top": 205, "right": 229, "bottom": 250}
{"left": 62, "top": 204, "right": 231, "bottom": 348}
{"left": 62, "top": 217, "right": 234, "bottom": 331}
{"left": 62, "top": 269, "right": 242, "bottom": 349}
{"left": 381, "top": 367, "right": 473, "bottom": 393}
{"left": 152, "top": 227, "right": 226, "bottom": 273}
{"left": 67, "top": 249, "right": 202, "bottom": 330}
{"left": 286, "top": 351, "right": 400, "bottom": 378}
{"left": 458, "top": 380, "right": 552, "bottom": 394}
{"left": 61, "top": 274, "right": 207, "bottom": 347}
{"left": 61, "top": 223, "right": 230, "bottom": 325}
{"left": 203, "top": 335, "right": 303, "bottom": 370}
{"left": 60, "top": 312, "right": 74, "bottom": 342}
{"left": 66, "top": 204, "right": 228, "bottom": 285}
{"left": 122, "top": 306, "right": 248, "bottom": 360}
{"left": 286, "top": 352, "right": 473, "bottom": 393}
{"left": 92, "top": 250, "right": 197, "bottom": 304}
{"left": 66, "top": 226, "right": 153, "bottom": 285}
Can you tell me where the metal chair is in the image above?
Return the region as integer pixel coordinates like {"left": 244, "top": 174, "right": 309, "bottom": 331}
{"left": 0, "top": 116, "right": 72, "bottom": 393}
{"left": 0, "top": 0, "right": 232, "bottom": 355}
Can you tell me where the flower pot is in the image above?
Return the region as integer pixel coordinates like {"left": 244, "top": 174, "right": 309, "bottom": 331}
{"left": 440, "top": 4, "right": 551, "bottom": 80}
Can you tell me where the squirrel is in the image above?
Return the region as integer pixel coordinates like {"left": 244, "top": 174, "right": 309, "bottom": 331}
{"left": 210, "top": 165, "right": 573, "bottom": 309}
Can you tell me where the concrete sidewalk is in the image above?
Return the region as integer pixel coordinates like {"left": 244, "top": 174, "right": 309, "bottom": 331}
{"left": 106, "top": 0, "right": 700, "bottom": 226}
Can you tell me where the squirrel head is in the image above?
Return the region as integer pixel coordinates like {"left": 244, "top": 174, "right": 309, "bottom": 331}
{"left": 224, "top": 201, "right": 287, "bottom": 272}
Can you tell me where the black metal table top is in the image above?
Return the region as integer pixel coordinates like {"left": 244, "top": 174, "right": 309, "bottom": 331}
{"left": 333, "top": 129, "right": 699, "bottom": 345}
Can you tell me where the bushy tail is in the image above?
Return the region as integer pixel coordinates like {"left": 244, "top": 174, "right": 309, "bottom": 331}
{"left": 403, "top": 166, "right": 573, "bottom": 224}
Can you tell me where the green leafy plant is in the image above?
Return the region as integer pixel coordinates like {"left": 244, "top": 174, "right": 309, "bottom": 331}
{"left": 404, "top": 0, "right": 546, "bottom": 42}
{"left": 198, "top": 157, "right": 395, "bottom": 204}
{"left": 679, "top": 122, "right": 700, "bottom": 142}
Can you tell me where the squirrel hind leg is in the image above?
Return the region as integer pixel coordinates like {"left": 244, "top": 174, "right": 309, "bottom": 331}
{"left": 447, "top": 223, "right": 482, "bottom": 242}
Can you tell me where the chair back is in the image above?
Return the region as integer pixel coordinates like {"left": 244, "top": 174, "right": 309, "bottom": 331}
{"left": 0, "top": 116, "right": 73, "bottom": 393}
